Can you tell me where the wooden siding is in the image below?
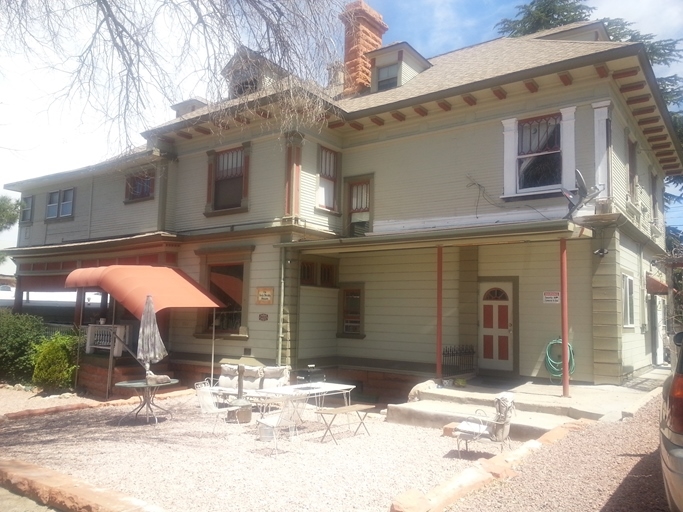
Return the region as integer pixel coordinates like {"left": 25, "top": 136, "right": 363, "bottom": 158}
{"left": 340, "top": 92, "right": 607, "bottom": 234}
{"left": 298, "top": 286, "right": 338, "bottom": 359}
{"left": 298, "top": 139, "right": 343, "bottom": 232}
{"left": 335, "top": 247, "right": 459, "bottom": 364}
{"left": 619, "top": 234, "right": 651, "bottom": 374}
{"left": 167, "top": 235, "right": 282, "bottom": 362}
{"left": 479, "top": 240, "right": 594, "bottom": 382}
{"left": 169, "top": 137, "right": 286, "bottom": 233}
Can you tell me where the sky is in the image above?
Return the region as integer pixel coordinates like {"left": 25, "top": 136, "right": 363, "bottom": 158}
{"left": 1, "top": 0, "right": 682, "bottom": 275}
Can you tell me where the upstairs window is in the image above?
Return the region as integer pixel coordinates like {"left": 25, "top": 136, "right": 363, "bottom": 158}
{"left": 377, "top": 63, "right": 399, "bottom": 91}
{"left": 233, "top": 78, "right": 258, "bottom": 97}
{"left": 348, "top": 179, "right": 371, "bottom": 237}
{"left": 517, "top": 113, "right": 562, "bottom": 191}
{"left": 125, "top": 171, "right": 155, "bottom": 201}
{"left": 46, "top": 188, "right": 74, "bottom": 219}
{"left": 318, "top": 147, "right": 340, "bottom": 211}
{"left": 207, "top": 144, "right": 250, "bottom": 214}
{"left": 20, "top": 196, "right": 33, "bottom": 223}
{"left": 502, "top": 107, "right": 575, "bottom": 197}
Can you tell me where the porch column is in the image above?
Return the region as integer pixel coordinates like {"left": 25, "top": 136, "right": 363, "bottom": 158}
{"left": 436, "top": 246, "right": 443, "bottom": 378}
{"left": 12, "top": 275, "right": 23, "bottom": 314}
{"left": 560, "top": 239, "right": 569, "bottom": 397}
{"left": 74, "top": 288, "right": 85, "bottom": 326}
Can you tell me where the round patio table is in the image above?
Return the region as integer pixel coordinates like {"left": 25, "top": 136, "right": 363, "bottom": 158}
{"left": 115, "top": 378, "right": 179, "bottom": 425}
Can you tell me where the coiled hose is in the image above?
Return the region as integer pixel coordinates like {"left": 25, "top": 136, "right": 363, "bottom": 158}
{"left": 545, "top": 337, "right": 575, "bottom": 383}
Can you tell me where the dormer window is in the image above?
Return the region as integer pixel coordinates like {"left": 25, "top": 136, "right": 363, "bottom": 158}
{"left": 234, "top": 77, "right": 258, "bottom": 97}
{"left": 378, "top": 63, "right": 399, "bottom": 91}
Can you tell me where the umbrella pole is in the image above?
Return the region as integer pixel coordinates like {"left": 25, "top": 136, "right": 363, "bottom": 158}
{"left": 211, "top": 309, "right": 216, "bottom": 385}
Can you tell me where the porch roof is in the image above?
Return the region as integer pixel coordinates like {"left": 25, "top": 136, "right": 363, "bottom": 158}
{"left": 65, "top": 265, "right": 222, "bottom": 320}
{"left": 277, "top": 220, "right": 591, "bottom": 255}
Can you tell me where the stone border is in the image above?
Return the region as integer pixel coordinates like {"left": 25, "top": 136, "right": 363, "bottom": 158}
{"left": 0, "top": 459, "right": 165, "bottom": 512}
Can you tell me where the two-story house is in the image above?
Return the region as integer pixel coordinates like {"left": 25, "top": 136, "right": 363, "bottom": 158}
{"left": 5, "top": 1, "right": 682, "bottom": 401}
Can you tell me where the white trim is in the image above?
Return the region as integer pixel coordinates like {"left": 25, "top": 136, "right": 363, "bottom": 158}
{"left": 623, "top": 274, "right": 635, "bottom": 327}
{"left": 502, "top": 108, "right": 576, "bottom": 197}
{"left": 592, "top": 101, "right": 611, "bottom": 200}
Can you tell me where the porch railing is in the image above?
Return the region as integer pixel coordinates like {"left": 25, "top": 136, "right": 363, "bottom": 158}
{"left": 442, "top": 344, "right": 476, "bottom": 376}
{"left": 44, "top": 323, "right": 82, "bottom": 338}
{"left": 85, "top": 324, "right": 129, "bottom": 357}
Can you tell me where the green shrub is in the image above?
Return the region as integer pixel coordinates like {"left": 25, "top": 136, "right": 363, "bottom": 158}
{"left": 32, "top": 334, "right": 79, "bottom": 391}
{"left": 0, "top": 309, "right": 45, "bottom": 382}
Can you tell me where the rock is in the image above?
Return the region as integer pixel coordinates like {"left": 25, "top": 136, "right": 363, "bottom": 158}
{"left": 13, "top": 384, "right": 25, "bottom": 392}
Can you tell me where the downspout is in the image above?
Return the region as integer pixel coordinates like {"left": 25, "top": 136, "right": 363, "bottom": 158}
{"left": 560, "top": 238, "right": 570, "bottom": 397}
{"left": 276, "top": 247, "right": 286, "bottom": 366}
{"left": 436, "top": 245, "right": 443, "bottom": 378}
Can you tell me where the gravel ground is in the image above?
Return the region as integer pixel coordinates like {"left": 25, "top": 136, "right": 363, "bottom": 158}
{"left": 0, "top": 387, "right": 667, "bottom": 512}
{"left": 0, "top": 387, "right": 517, "bottom": 512}
{"left": 451, "top": 396, "right": 668, "bottom": 511}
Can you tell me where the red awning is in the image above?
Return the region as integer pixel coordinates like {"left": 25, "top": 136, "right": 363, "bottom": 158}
{"left": 65, "top": 265, "right": 223, "bottom": 319}
{"left": 646, "top": 272, "right": 668, "bottom": 295}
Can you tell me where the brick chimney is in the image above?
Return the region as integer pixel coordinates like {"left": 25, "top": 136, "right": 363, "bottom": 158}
{"left": 340, "top": 1, "right": 388, "bottom": 96}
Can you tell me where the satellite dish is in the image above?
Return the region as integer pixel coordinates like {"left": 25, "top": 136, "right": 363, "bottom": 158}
{"left": 562, "top": 169, "right": 603, "bottom": 219}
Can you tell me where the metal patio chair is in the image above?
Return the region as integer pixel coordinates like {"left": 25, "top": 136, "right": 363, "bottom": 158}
{"left": 453, "top": 392, "right": 515, "bottom": 456}
{"left": 196, "top": 385, "right": 241, "bottom": 434}
{"left": 256, "top": 392, "right": 307, "bottom": 455}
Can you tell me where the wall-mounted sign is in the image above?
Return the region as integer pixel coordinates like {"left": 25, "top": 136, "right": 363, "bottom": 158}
{"left": 256, "top": 287, "right": 274, "bottom": 305}
{"left": 259, "top": 313, "right": 268, "bottom": 321}
{"left": 543, "top": 291, "right": 560, "bottom": 304}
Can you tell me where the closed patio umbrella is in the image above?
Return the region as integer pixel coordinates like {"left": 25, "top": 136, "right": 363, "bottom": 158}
{"left": 137, "top": 295, "right": 168, "bottom": 372}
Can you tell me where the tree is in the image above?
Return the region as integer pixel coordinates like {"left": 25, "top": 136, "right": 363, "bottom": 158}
{"left": 0, "top": 1, "right": 347, "bottom": 145}
{"left": 0, "top": 195, "right": 20, "bottom": 267}
{"left": 0, "top": 196, "right": 19, "bottom": 232}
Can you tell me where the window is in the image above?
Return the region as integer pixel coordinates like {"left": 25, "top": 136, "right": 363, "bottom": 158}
{"left": 125, "top": 171, "right": 155, "bottom": 201}
{"left": 196, "top": 245, "right": 253, "bottom": 337}
{"left": 517, "top": 113, "right": 562, "bottom": 191}
{"left": 348, "top": 179, "right": 371, "bottom": 236}
{"left": 46, "top": 188, "right": 74, "bottom": 219}
{"left": 233, "top": 78, "right": 258, "bottom": 97}
{"left": 209, "top": 264, "right": 244, "bottom": 333}
{"left": 502, "top": 107, "right": 575, "bottom": 197}
{"left": 207, "top": 144, "right": 250, "bottom": 214}
{"left": 377, "top": 63, "right": 399, "bottom": 91}
{"left": 300, "top": 259, "right": 337, "bottom": 288}
{"left": 338, "top": 283, "right": 364, "bottom": 337}
{"left": 623, "top": 274, "right": 635, "bottom": 327}
{"left": 628, "top": 139, "right": 638, "bottom": 202}
{"left": 300, "top": 261, "right": 316, "bottom": 285}
{"left": 318, "top": 147, "right": 340, "bottom": 211}
{"left": 20, "top": 196, "right": 33, "bottom": 223}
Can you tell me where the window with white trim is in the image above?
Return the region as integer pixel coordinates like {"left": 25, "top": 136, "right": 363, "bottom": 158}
{"left": 628, "top": 139, "right": 638, "bottom": 202}
{"left": 502, "top": 107, "right": 575, "bottom": 197}
{"left": 317, "top": 146, "right": 339, "bottom": 211}
{"left": 20, "top": 196, "right": 33, "bottom": 223}
{"left": 46, "top": 188, "right": 74, "bottom": 219}
{"left": 623, "top": 274, "right": 635, "bottom": 327}
{"left": 347, "top": 178, "right": 371, "bottom": 236}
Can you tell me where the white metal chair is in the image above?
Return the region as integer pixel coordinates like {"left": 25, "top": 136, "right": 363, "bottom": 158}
{"left": 256, "top": 393, "right": 307, "bottom": 455}
{"left": 196, "top": 386, "right": 240, "bottom": 434}
{"left": 453, "top": 392, "right": 515, "bottom": 457}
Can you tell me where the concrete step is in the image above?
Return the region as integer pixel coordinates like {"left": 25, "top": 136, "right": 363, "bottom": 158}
{"left": 386, "top": 399, "right": 575, "bottom": 440}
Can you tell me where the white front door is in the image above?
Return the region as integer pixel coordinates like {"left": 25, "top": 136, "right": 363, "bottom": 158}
{"left": 478, "top": 281, "right": 514, "bottom": 372}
